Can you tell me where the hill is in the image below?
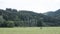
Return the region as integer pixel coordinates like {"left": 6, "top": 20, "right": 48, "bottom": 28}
{"left": 0, "top": 8, "right": 60, "bottom": 27}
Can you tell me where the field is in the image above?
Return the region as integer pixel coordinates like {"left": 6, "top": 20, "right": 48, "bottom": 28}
{"left": 0, "top": 27, "right": 60, "bottom": 34}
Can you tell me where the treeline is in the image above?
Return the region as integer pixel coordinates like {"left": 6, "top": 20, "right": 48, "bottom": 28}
{"left": 0, "top": 8, "right": 60, "bottom": 27}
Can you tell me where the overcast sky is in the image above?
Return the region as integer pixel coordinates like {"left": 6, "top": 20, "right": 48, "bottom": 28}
{"left": 0, "top": 0, "right": 60, "bottom": 13}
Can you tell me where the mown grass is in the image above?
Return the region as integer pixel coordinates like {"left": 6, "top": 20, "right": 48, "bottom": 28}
{"left": 0, "top": 27, "right": 60, "bottom": 34}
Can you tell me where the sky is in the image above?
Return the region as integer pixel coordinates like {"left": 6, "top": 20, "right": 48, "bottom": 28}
{"left": 0, "top": 0, "right": 60, "bottom": 13}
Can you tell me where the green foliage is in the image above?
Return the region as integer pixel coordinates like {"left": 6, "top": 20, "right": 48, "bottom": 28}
{"left": 0, "top": 8, "right": 60, "bottom": 27}
{"left": 5, "top": 21, "right": 15, "bottom": 27}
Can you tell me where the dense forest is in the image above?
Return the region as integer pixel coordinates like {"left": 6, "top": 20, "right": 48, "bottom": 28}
{"left": 0, "top": 8, "right": 60, "bottom": 27}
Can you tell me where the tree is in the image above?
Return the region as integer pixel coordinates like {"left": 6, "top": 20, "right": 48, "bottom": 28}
{"left": 3, "top": 21, "right": 15, "bottom": 27}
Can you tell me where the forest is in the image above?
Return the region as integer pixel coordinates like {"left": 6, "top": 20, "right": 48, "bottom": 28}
{"left": 0, "top": 8, "right": 60, "bottom": 27}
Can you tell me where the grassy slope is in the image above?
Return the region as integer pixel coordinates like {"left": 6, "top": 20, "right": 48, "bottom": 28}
{"left": 0, "top": 27, "right": 60, "bottom": 34}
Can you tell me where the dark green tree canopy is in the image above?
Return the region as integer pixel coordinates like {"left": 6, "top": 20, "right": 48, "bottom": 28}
{"left": 0, "top": 8, "right": 60, "bottom": 27}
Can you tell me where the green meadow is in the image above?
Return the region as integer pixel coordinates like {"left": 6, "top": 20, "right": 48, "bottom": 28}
{"left": 0, "top": 27, "right": 60, "bottom": 34}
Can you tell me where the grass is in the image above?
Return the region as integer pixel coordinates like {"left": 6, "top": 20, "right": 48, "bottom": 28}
{"left": 0, "top": 27, "right": 60, "bottom": 34}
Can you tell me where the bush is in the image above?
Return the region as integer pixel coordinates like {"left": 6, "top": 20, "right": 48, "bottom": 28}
{"left": 1, "top": 21, "right": 15, "bottom": 27}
